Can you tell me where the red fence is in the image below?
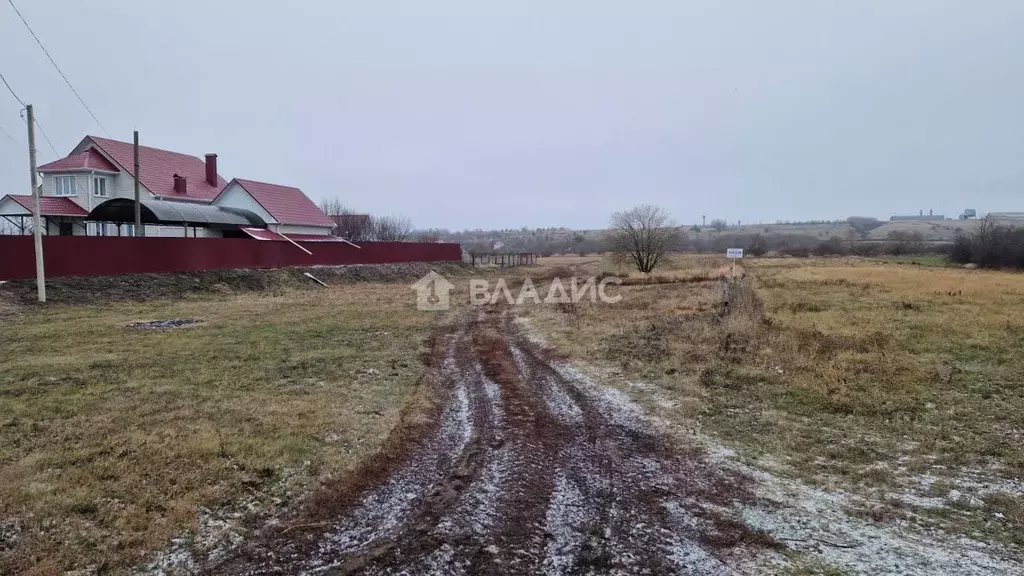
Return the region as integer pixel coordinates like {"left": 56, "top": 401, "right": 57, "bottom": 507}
{"left": 0, "top": 236, "right": 462, "bottom": 281}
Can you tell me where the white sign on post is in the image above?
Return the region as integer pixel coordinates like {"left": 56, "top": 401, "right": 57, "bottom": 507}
{"left": 726, "top": 248, "right": 743, "bottom": 279}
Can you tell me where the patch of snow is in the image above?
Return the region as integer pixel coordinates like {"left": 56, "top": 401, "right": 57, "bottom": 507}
{"left": 139, "top": 506, "right": 246, "bottom": 574}
{"left": 731, "top": 459, "right": 1024, "bottom": 575}
{"left": 550, "top": 362, "right": 649, "bottom": 432}
{"left": 412, "top": 543, "right": 465, "bottom": 576}
{"left": 886, "top": 492, "right": 948, "bottom": 510}
{"left": 313, "top": 365, "right": 475, "bottom": 568}
{"left": 915, "top": 472, "right": 1024, "bottom": 499}
{"left": 541, "top": 474, "right": 591, "bottom": 575}
{"left": 542, "top": 376, "right": 583, "bottom": 425}
{"left": 510, "top": 345, "right": 530, "bottom": 379}
{"left": 664, "top": 536, "right": 732, "bottom": 575}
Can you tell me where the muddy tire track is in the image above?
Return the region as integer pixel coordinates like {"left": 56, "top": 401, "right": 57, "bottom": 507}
{"left": 211, "top": 307, "right": 774, "bottom": 575}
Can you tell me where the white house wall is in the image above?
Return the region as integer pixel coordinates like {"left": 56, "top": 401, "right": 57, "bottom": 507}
{"left": 111, "top": 171, "right": 153, "bottom": 202}
{"left": 47, "top": 218, "right": 89, "bottom": 236}
{"left": 41, "top": 173, "right": 91, "bottom": 210}
{"left": 41, "top": 171, "right": 154, "bottom": 211}
{"left": 273, "top": 224, "right": 333, "bottom": 236}
{"left": 143, "top": 225, "right": 222, "bottom": 238}
{"left": 214, "top": 182, "right": 277, "bottom": 224}
{"left": 0, "top": 196, "right": 29, "bottom": 216}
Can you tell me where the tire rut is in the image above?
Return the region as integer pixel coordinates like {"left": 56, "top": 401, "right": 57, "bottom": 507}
{"left": 211, "top": 307, "right": 775, "bottom": 575}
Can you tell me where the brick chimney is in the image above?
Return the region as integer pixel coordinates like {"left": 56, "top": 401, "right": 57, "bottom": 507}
{"left": 173, "top": 173, "right": 187, "bottom": 194}
{"left": 205, "top": 154, "right": 218, "bottom": 186}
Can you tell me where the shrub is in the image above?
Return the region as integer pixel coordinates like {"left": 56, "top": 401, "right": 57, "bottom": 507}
{"left": 747, "top": 234, "right": 768, "bottom": 257}
{"left": 885, "top": 231, "right": 924, "bottom": 255}
{"left": 950, "top": 217, "right": 1024, "bottom": 269}
{"left": 813, "top": 236, "right": 848, "bottom": 256}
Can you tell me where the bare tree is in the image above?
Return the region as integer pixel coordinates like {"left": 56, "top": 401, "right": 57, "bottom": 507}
{"left": 607, "top": 205, "right": 681, "bottom": 273}
{"left": 710, "top": 218, "right": 728, "bottom": 233}
{"left": 415, "top": 228, "right": 447, "bottom": 242}
{"left": 369, "top": 214, "right": 413, "bottom": 242}
{"left": 886, "top": 230, "right": 924, "bottom": 255}
{"left": 319, "top": 196, "right": 346, "bottom": 217}
{"left": 319, "top": 196, "right": 371, "bottom": 241}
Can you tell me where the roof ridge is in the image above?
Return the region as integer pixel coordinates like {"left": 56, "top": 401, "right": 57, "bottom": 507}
{"left": 87, "top": 135, "right": 206, "bottom": 160}
{"left": 235, "top": 177, "right": 300, "bottom": 189}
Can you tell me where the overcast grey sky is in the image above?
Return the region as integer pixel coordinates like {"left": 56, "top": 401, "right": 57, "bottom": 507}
{"left": 1, "top": 1, "right": 1022, "bottom": 230}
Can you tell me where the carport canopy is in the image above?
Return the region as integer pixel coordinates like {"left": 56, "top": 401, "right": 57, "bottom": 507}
{"left": 88, "top": 198, "right": 267, "bottom": 230}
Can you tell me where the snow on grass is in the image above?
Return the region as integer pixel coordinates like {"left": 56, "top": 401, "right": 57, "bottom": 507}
{"left": 731, "top": 458, "right": 1024, "bottom": 575}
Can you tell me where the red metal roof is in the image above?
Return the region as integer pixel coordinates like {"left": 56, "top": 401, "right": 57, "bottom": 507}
{"left": 238, "top": 228, "right": 343, "bottom": 242}
{"left": 1, "top": 194, "right": 89, "bottom": 216}
{"left": 229, "top": 179, "right": 333, "bottom": 227}
{"left": 85, "top": 136, "right": 227, "bottom": 201}
{"left": 38, "top": 148, "right": 119, "bottom": 173}
{"left": 239, "top": 227, "right": 285, "bottom": 241}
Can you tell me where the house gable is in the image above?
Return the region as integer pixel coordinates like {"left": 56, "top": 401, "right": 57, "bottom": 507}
{"left": 213, "top": 178, "right": 333, "bottom": 229}
{"left": 213, "top": 181, "right": 277, "bottom": 224}
{"left": 0, "top": 195, "right": 30, "bottom": 216}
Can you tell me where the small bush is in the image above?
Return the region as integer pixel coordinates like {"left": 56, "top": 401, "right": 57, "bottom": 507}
{"left": 813, "top": 236, "right": 848, "bottom": 256}
{"left": 948, "top": 217, "right": 1024, "bottom": 269}
{"left": 747, "top": 234, "right": 768, "bottom": 257}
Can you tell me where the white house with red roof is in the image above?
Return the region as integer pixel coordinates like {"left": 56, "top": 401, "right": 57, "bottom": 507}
{"left": 0, "top": 135, "right": 334, "bottom": 238}
{"left": 213, "top": 179, "right": 336, "bottom": 237}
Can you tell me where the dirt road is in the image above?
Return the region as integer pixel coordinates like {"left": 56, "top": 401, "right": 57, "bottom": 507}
{"left": 214, "top": 307, "right": 773, "bottom": 575}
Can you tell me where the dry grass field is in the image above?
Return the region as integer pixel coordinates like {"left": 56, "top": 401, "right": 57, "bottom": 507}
{"left": 3, "top": 256, "right": 1023, "bottom": 572}
{"left": 0, "top": 284, "right": 440, "bottom": 574}
{"left": 527, "top": 254, "right": 1024, "bottom": 547}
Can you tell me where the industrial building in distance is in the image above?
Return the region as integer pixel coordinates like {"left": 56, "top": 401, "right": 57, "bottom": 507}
{"left": 890, "top": 209, "right": 947, "bottom": 222}
{"left": 887, "top": 208, "right": 1024, "bottom": 221}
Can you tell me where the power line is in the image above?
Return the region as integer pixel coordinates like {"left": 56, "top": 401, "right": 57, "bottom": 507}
{"left": 0, "top": 122, "right": 19, "bottom": 145}
{"left": 33, "top": 119, "right": 59, "bottom": 157}
{"left": 0, "top": 69, "right": 25, "bottom": 106}
{"left": 1, "top": 68, "right": 61, "bottom": 157}
{"left": 18, "top": 108, "right": 59, "bottom": 157}
{"left": 6, "top": 0, "right": 111, "bottom": 137}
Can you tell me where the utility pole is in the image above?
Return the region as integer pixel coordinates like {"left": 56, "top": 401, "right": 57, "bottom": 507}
{"left": 26, "top": 105, "right": 46, "bottom": 302}
{"left": 133, "top": 130, "right": 142, "bottom": 236}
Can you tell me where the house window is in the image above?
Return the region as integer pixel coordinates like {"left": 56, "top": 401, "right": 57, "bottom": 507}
{"left": 92, "top": 176, "right": 108, "bottom": 198}
{"left": 88, "top": 222, "right": 109, "bottom": 236}
{"left": 55, "top": 175, "right": 77, "bottom": 196}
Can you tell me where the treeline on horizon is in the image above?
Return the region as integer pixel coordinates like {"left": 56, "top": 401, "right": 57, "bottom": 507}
{"left": 425, "top": 215, "right": 1024, "bottom": 270}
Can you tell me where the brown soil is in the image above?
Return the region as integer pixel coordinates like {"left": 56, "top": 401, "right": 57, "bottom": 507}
{"left": 207, "top": 306, "right": 776, "bottom": 575}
